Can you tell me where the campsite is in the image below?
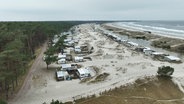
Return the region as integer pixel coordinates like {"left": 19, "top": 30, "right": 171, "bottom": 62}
{"left": 8, "top": 23, "right": 184, "bottom": 104}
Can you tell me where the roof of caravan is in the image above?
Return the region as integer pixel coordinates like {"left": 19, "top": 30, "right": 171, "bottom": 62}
{"left": 56, "top": 71, "right": 69, "bottom": 77}
{"left": 58, "top": 53, "right": 66, "bottom": 58}
{"left": 77, "top": 68, "right": 90, "bottom": 75}
{"left": 127, "top": 42, "right": 139, "bottom": 46}
{"left": 152, "top": 52, "right": 165, "bottom": 55}
{"left": 58, "top": 59, "right": 66, "bottom": 61}
{"left": 75, "top": 56, "right": 83, "bottom": 60}
{"left": 143, "top": 47, "right": 154, "bottom": 52}
{"left": 61, "top": 64, "right": 72, "bottom": 68}
{"left": 75, "top": 46, "right": 81, "bottom": 48}
{"left": 165, "top": 55, "right": 181, "bottom": 61}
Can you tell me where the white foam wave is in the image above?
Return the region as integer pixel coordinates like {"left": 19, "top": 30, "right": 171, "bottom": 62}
{"left": 115, "top": 22, "right": 184, "bottom": 38}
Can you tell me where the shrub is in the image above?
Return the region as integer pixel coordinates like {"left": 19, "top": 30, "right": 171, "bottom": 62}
{"left": 90, "top": 73, "right": 110, "bottom": 83}
{"left": 157, "top": 66, "right": 174, "bottom": 77}
{"left": 50, "top": 99, "right": 63, "bottom": 104}
{"left": 0, "top": 99, "right": 7, "bottom": 104}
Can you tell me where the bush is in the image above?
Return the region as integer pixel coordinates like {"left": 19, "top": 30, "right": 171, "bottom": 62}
{"left": 0, "top": 99, "right": 7, "bottom": 104}
{"left": 157, "top": 66, "right": 174, "bottom": 77}
{"left": 50, "top": 99, "right": 63, "bottom": 104}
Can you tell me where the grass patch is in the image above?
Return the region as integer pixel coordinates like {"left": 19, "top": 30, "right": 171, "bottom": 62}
{"left": 74, "top": 77, "right": 184, "bottom": 104}
{"left": 151, "top": 40, "right": 171, "bottom": 49}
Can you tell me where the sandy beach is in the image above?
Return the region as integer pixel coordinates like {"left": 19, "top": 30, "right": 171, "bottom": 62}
{"left": 9, "top": 23, "right": 184, "bottom": 104}
{"left": 105, "top": 23, "right": 184, "bottom": 40}
{"left": 102, "top": 23, "right": 184, "bottom": 56}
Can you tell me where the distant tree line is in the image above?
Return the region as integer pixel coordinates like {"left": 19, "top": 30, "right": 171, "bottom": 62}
{"left": 0, "top": 21, "right": 84, "bottom": 101}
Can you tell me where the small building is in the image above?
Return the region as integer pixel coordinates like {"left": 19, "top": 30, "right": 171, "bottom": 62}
{"left": 77, "top": 68, "right": 91, "bottom": 79}
{"left": 74, "top": 56, "right": 84, "bottom": 62}
{"left": 164, "top": 55, "right": 182, "bottom": 63}
{"left": 55, "top": 70, "right": 70, "bottom": 81}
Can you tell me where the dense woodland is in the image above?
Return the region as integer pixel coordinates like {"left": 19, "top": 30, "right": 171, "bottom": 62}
{"left": 0, "top": 21, "right": 89, "bottom": 102}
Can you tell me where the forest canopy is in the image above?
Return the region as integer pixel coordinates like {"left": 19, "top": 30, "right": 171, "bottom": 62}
{"left": 0, "top": 21, "right": 86, "bottom": 101}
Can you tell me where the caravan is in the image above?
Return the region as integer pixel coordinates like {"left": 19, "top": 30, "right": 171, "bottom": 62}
{"left": 77, "top": 68, "right": 91, "bottom": 79}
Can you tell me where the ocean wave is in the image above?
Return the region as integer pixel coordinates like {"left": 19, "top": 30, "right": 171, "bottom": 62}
{"left": 115, "top": 22, "right": 184, "bottom": 38}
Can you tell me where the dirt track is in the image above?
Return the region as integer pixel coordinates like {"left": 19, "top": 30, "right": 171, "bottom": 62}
{"left": 9, "top": 42, "right": 47, "bottom": 104}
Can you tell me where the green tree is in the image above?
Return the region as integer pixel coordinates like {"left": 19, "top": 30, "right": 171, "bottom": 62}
{"left": 0, "top": 21, "right": 83, "bottom": 99}
{"left": 5, "top": 39, "right": 26, "bottom": 85}
{"left": 44, "top": 46, "right": 57, "bottom": 69}
{"left": 54, "top": 35, "right": 67, "bottom": 53}
{"left": 0, "top": 50, "right": 17, "bottom": 99}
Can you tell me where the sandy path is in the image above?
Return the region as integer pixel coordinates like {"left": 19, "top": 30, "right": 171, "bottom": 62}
{"left": 9, "top": 42, "right": 47, "bottom": 104}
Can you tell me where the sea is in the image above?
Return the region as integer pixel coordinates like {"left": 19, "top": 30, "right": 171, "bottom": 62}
{"left": 114, "top": 21, "right": 184, "bottom": 39}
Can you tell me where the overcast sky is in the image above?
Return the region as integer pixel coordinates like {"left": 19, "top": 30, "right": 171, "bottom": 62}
{"left": 0, "top": 0, "right": 184, "bottom": 21}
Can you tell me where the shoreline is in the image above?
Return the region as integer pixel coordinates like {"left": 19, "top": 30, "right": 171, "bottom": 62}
{"left": 102, "top": 23, "right": 184, "bottom": 55}
{"left": 106, "top": 22, "right": 184, "bottom": 40}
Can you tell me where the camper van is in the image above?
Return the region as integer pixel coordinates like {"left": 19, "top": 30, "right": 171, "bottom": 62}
{"left": 77, "top": 68, "right": 91, "bottom": 79}
{"left": 55, "top": 70, "right": 70, "bottom": 81}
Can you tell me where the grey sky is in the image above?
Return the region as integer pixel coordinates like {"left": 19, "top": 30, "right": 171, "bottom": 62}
{"left": 0, "top": 0, "right": 184, "bottom": 21}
